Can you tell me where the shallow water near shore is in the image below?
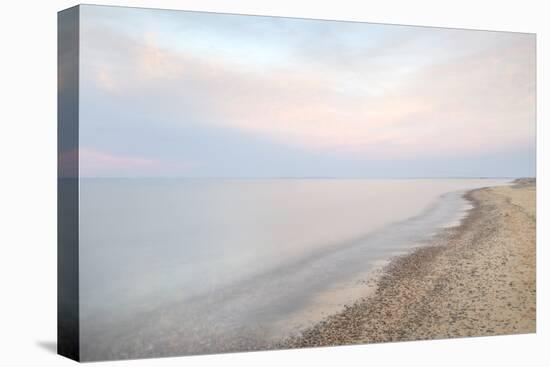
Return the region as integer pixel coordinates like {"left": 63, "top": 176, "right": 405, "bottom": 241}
{"left": 79, "top": 178, "right": 510, "bottom": 360}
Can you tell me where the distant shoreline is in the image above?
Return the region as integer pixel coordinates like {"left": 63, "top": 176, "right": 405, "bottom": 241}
{"left": 282, "top": 179, "right": 536, "bottom": 348}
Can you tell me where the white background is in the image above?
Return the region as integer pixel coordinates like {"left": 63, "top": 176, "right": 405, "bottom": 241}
{"left": 0, "top": 0, "right": 547, "bottom": 365}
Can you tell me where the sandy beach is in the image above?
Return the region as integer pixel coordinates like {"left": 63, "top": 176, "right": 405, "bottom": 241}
{"left": 284, "top": 179, "right": 536, "bottom": 348}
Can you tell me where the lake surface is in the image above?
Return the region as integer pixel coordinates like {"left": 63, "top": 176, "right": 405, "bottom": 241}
{"left": 78, "top": 178, "right": 509, "bottom": 360}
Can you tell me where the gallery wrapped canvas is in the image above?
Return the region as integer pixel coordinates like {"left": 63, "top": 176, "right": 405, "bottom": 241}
{"left": 58, "top": 4, "right": 536, "bottom": 362}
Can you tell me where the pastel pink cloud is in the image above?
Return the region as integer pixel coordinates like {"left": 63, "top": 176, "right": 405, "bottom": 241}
{"left": 79, "top": 148, "right": 196, "bottom": 177}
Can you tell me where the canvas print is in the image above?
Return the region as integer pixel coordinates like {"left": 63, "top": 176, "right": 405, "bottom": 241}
{"left": 58, "top": 5, "right": 536, "bottom": 362}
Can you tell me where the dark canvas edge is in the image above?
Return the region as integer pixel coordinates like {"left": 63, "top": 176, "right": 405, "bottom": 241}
{"left": 57, "top": 4, "right": 80, "bottom": 362}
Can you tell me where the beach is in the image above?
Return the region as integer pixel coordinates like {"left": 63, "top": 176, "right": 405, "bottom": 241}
{"left": 78, "top": 179, "right": 532, "bottom": 360}
{"left": 284, "top": 179, "right": 536, "bottom": 348}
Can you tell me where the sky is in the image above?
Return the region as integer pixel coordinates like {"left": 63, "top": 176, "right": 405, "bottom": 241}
{"left": 77, "top": 5, "right": 536, "bottom": 178}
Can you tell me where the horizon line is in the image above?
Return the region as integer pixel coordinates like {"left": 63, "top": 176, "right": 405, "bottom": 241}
{"left": 73, "top": 176, "right": 533, "bottom": 180}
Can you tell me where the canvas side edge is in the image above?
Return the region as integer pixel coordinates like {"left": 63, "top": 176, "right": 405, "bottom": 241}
{"left": 57, "top": 5, "right": 80, "bottom": 362}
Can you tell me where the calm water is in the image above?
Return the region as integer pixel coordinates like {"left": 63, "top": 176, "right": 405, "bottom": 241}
{"left": 79, "top": 178, "right": 509, "bottom": 360}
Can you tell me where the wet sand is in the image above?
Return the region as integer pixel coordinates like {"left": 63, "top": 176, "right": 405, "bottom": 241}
{"left": 284, "top": 179, "right": 536, "bottom": 348}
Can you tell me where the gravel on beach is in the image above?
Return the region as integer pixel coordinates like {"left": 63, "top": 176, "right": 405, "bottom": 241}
{"left": 283, "top": 180, "right": 536, "bottom": 348}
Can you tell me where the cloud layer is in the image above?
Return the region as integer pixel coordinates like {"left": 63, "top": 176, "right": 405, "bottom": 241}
{"left": 78, "top": 5, "right": 536, "bottom": 177}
